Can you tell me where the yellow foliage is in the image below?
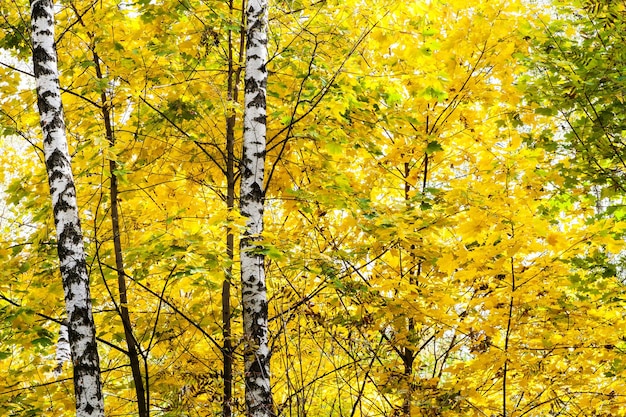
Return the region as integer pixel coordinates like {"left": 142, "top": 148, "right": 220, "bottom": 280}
{"left": 2, "top": 0, "right": 626, "bottom": 416}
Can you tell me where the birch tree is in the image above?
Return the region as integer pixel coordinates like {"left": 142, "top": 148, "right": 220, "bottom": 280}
{"left": 30, "top": 0, "right": 104, "bottom": 415}
{"left": 240, "top": 0, "right": 273, "bottom": 415}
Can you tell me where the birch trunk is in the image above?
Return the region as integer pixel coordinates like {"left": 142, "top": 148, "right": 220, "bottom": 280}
{"left": 30, "top": 1, "right": 105, "bottom": 416}
{"left": 240, "top": 0, "right": 273, "bottom": 416}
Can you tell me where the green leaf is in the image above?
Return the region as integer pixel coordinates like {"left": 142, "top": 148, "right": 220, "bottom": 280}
{"left": 261, "top": 245, "right": 285, "bottom": 261}
{"left": 426, "top": 141, "right": 444, "bottom": 154}
{"left": 31, "top": 337, "right": 53, "bottom": 347}
{"left": 534, "top": 107, "right": 556, "bottom": 116}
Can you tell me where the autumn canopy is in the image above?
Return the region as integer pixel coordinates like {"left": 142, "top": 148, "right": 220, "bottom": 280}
{"left": 2, "top": 0, "right": 626, "bottom": 416}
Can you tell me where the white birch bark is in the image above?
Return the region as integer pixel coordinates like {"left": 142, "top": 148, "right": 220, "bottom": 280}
{"left": 240, "top": 0, "right": 273, "bottom": 416}
{"left": 30, "top": 1, "right": 105, "bottom": 415}
{"left": 54, "top": 320, "right": 71, "bottom": 376}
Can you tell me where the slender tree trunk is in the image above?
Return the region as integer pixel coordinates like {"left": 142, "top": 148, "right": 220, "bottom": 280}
{"left": 400, "top": 146, "right": 428, "bottom": 415}
{"left": 240, "top": 0, "right": 273, "bottom": 416}
{"left": 401, "top": 161, "right": 415, "bottom": 417}
{"left": 223, "top": 209, "right": 234, "bottom": 417}
{"left": 223, "top": 4, "right": 245, "bottom": 415}
{"left": 92, "top": 50, "right": 148, "bottom": 417}
{"left": 62, "top": 2, "right": 148, "bottom": 411}
{"left": 30, "top": 1, "right": 104, "bottom": 416}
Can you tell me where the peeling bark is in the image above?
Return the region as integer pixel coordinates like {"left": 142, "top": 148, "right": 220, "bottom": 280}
{"left": 54, "top": 320, "right": 71, "bottom": 376}
{"left": 30, "top": 1, "right": 104, "bottom": 416}
{"left": 240, "top": 0, "right": 274, "bottom": 416}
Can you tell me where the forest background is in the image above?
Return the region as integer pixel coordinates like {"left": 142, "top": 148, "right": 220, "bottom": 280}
{"left": 2, "top": 0, "right": 626, "bottom": 416}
